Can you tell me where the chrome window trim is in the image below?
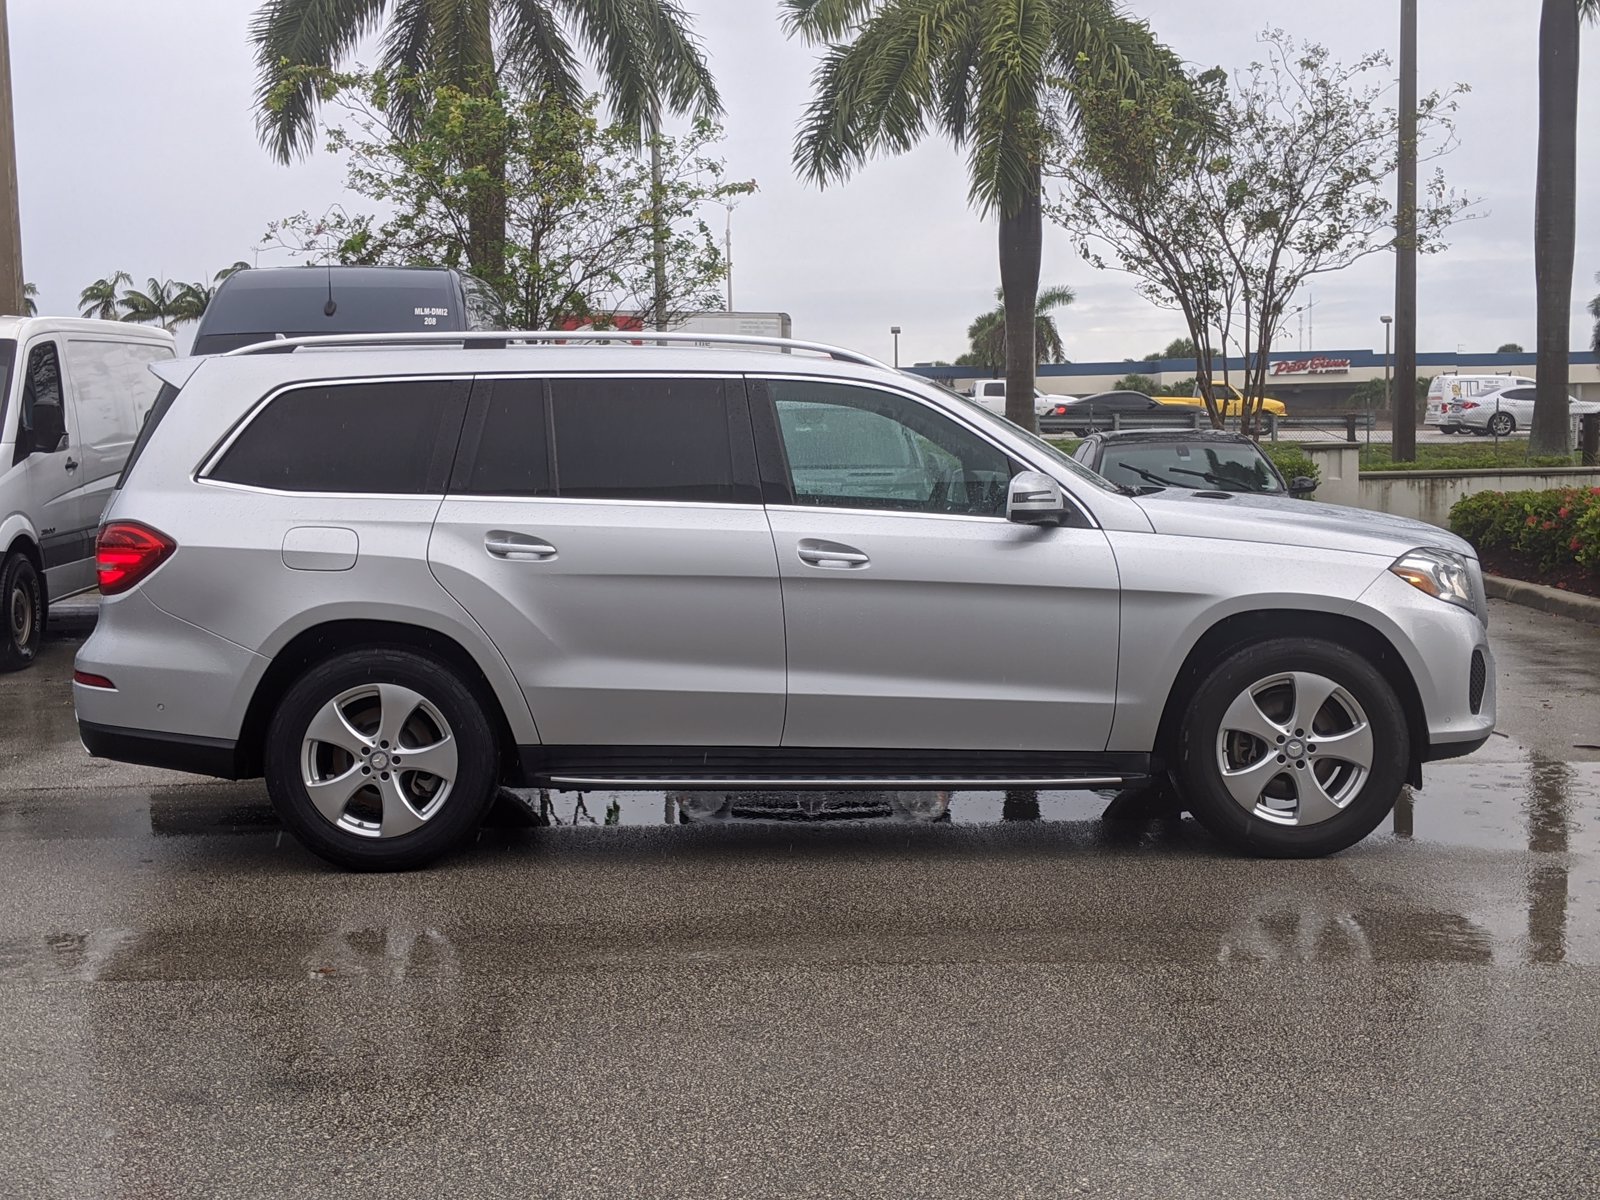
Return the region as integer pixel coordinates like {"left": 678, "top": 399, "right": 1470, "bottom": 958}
{"left": 192, "top": 477, "right": 449, "bottom": 502}
{"left": 444, "top": 494, "right": 765, "bottom": 513}
{"left": 764, "top": 503, "right": 1010, "bottom": 526}
{"left": 750, "top": 372, "right": 1100, "bottom": 529}
{"left": 194, "top": 373, "right": 476, "bottom": 485}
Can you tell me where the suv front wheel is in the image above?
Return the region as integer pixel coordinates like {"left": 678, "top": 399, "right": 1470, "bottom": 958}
{"left": 265, "top": 648, "right": 500, "bottom": 870}
{"left": 1176, "top": 638, "right": 1409, "bottom": 858}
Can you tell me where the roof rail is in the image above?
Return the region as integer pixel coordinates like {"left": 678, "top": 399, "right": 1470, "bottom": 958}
{"left": 221, "top": 329, "right": 892, "bottom": 370}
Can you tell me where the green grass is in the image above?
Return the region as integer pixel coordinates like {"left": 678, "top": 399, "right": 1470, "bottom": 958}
{"left": 1046, "top": 438, "right": 1082, "bottom": 455}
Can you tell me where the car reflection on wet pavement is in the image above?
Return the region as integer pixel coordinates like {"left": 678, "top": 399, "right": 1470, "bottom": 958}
{"left": 2, "top": 599, "right": 1599, "bottom": 1198}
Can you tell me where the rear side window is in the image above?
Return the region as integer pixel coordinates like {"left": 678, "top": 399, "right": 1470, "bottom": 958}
{"left": 209, "top": 379, "right": 467, "bottom": 493}
{"left": 117, "top": 381, "right": 182, "bottom": 487}
{"left": 453, "top": 376, "right": 757, "bottom": 504}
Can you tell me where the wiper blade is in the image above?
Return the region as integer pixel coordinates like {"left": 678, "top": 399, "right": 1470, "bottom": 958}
{"left": 1166, "top": 467, "right": 1253, "bottom": 492}
{"left": 1120, "top": 465, "right": 1181, "bottom": 490}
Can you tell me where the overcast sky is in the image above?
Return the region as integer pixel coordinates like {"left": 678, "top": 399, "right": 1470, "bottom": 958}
{"left": 12, "top": 0, "right": 1599, "bottom": 364}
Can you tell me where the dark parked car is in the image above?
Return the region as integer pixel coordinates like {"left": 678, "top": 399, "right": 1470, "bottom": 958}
{"left": 1040, "top": 390, "right": 1171, "bottom": 435}
{"left": 191, "top": 266, "right": 496, "bottom": 356}
{"left": 1071, "top": 430, "right": 1316, "bottom": 497}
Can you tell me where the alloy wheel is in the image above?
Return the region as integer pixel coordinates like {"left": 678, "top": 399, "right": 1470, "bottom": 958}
{"left": 1488, "top": 413, "right": 1514, "bottom": 437}
{"left": 1215, "top": 671, "right": 1374, "bottom": 827}
{"left": 300, "top": 683, "right": 459, "bottom": 838}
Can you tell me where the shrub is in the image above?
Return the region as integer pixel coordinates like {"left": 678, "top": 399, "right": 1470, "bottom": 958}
{"left": 1262, "top": 445, "right": 1320, "bottom": 495}
{"left": 1448, "top": 487, "right": 1600, "bottom": 573}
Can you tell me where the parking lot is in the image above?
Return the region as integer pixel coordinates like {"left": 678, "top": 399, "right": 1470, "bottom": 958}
{"left": 2, "top": 600, "right": 1599, "bottom": 1198}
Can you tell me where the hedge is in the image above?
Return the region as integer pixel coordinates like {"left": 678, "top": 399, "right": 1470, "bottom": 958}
{"left": 1448, "top": 487, "right": 1600, "bottom": 572}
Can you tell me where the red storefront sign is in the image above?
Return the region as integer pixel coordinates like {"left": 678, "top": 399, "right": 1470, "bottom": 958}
{"left": 1271, "top": 356, "right": 1352, "bottom": 376}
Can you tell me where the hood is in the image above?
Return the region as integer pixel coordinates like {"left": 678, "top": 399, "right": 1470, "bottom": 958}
{"left": 1131, "top": 490, "right": 1476, "bottom": 559}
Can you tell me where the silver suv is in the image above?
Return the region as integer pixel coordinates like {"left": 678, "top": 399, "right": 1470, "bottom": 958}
{"left": 75, "top": 333, "right": 1495, "bottom": 869}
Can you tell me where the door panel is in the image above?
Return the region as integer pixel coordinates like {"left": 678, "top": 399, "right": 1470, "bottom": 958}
{"left": 15, "top": 340, "right": 96, "bottom": 595}
{"left": 766, "top": 507, "right": 1121, "bottom": 750}
{"left": 429, "top": 374, "right": 785, "bottom": 747}
{"left": 750, "top": 376, "right": 1121, "bottom": 752}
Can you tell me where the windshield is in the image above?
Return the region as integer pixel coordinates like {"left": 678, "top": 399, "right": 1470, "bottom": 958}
{"left": 907, "top": 375, "right": 1121, "bottom": 494}
{"left": 1097, "top": 441, "right": 1283, "bottom": 494}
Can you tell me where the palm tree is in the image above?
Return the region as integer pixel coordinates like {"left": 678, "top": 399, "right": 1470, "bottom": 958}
{"left": 117, "top": 278, "right": 187, "bottom": 332}
{"left": 21, "top": 282, "right": 36, "bottom": 317}
{"left": 175, "top": 262, "right": 253, "bottom": 326}
{"left": 1589, "top": 273, "right": 1599, "bottom": 354}
{"left": 967, "top": 285, "right": 1075, "bottom": 372}
{"left": 79, "top": 271, "right": 132, "bottom": 321}
{"left": 1531, "top": 0, "right": 1599, "bottom": 454}
{"left": 785, "top": 0, "right": 1173, "bottom": 431}
{"left": 249, "top": 0, "right": 720, "bottom": 285}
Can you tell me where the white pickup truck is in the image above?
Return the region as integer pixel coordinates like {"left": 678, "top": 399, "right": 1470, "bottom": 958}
{"left": 966, "top": 379, "right": 1057, "bottom": 419}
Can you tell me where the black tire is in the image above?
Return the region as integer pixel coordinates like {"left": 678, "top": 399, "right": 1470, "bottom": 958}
{"left": 1487, "top": 412, "right": 1515, "bottom": 437}
{"left": 1175, "top": 637, "right": 1409, "bottom": 858}
{"left": 264, "top": 648, "right": 500, "bottom": 870}
{"left": 1, "top": 551, "right": 43, "bottom": 673}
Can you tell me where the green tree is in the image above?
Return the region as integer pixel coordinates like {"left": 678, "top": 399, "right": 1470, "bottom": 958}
{"left": 1497, "top": 342, "right": 1525, "bottom": 353}
{"left": 117, "top": 278, "right": 188, "bottom": 331}
{"left": 176, "top": 262, "right": 253, "bottom": 325}
{"left": 79, "top": 271, "right": 132, "bottom": 321}
{"left": 250, "top": 0, "right": 720, "bottom": 287}
{"left": 963, "top": 285, "right": 1075, "bottom": 374}
{"left": 1113, "top": 373, "right": 1161, "bottom": 396}
{"left": 1590, "top": 273, "right": 1600, "bottom": 353}
{"left": 1145, "top": 336, "right": 1197, "bottom": 362}
{"left": 1531, "top": 0, "right": 1599, "bottom": 454}
{"left": 784, "top": 0, "right": 1173, "bottom": 433}
{"left": 21, "top": 282, "right": 36, "bottom": 317}
{"left": 264, "top": 79, "right": 747, "bottom": 330}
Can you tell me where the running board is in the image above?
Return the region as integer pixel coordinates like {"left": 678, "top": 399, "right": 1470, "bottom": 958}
{"left": 546, "top": 775, "right": 1134, "bottom": 791}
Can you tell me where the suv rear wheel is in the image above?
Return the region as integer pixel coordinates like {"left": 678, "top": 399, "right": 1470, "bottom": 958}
{"left": 265, "top": 649, "right": 499, "bottom": 870}
{"left": 1176, "top": 638, "right": 1409, "bottom": 858}
{"left": 1, "top": 550, "right": 43, "bottom": 672}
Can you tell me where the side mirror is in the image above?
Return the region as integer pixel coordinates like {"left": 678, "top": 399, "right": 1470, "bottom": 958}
{"left": 1289, "top": 476, "right": 1317, "bottom": 498}
{"left": 1006, "top": 470, "right": 1068, "bottom": 525}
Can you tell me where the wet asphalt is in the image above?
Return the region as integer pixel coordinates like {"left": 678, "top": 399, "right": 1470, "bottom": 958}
{"left": 2, "top": 600, "right": 1599, "bottom": 1198}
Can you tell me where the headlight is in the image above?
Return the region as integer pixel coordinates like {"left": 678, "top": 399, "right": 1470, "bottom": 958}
{"left": 1390, "top": 548, "right": 1475, "bottom": 610}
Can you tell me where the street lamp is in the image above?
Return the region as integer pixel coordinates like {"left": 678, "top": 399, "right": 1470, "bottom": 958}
{"left": 890, "top": 325, "right": 901, "bottom": 369}
{"left": 1380, "top": 315, "right": 1393, "bottom": 452}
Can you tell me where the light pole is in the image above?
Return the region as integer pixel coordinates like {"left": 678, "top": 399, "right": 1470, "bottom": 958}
{"left": 1393, "top": 0, "right": 1418, "bottom": 462}
{"left": 1380, "top": 315, "right": 1393, "bottom": 452}
{"left": 890, "top": 325, "right": 901, "bottom": 369}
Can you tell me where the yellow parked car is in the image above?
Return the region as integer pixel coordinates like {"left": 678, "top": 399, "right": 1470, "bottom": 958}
{"left": 1158, "top": 384, "right": 1287, "bottom": 418}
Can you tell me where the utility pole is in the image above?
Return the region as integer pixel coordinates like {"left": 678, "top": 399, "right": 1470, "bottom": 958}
{"left": 890, "top": 325, "right": 901, "bottom": 369}
{"left": 0, "top": 0, "right": 25, "bottom": 316}
{"left": 1381, "top": 314, "right": 1393, "bottom": 452}
{"left": 1392, "top": 0, "right": 1419, "bottom": 463}
{"left": 723, "top": 203, "right": 734, "bottom": 310}
{"left": 649, "top": 102, "right": 668, "bottom": 333}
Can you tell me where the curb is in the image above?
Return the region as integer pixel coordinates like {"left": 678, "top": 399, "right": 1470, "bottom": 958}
{"left": 1484, "top": 575, "right": 1600, "bottom": 627}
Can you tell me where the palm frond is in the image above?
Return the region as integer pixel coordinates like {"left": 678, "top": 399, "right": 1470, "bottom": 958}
{"left": 635, "top": 0, "right": 723, "bottom": 122}
{"left": 377, "top": 0, "right": 436, "bottom": 133}
{"left": 250, "top": 0, "right": 392, "bottom": 162}
{"left": 496, "top": 0, "right": 583, "bottom": 106}
{"left": 427, "top": 0, "right": 495, "bottom": 92}
{"left": 558, "top": 0, "right": 665, "bottom": 134}
{"left": 781, "top": 0, "right": 880, "bottom": 41}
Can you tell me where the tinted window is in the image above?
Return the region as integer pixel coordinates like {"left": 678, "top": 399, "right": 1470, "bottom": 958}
{"left": 453, "top": 380, "right": 552, "bottom": 496}
{"left": 762, "top": 380, "right": 1014, "bottom": 516}
{"left": 1498, "top": 388, "right": 1535, "bottom": 401}
{"left": 547, "top": 377, "right": 753, "bottom": 503}
{"left": 210, "top": 379, "right": 466, "bottom": 493}
{"left": 16, "top": 342, "right": 66, "bottom": 461}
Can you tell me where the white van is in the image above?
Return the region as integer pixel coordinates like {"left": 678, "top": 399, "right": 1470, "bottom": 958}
{"left": 1425, "top": 374, "right": 1534, "bottom": 433}
{"left": 1, "top": 317, "right": 175, "bottom": 669}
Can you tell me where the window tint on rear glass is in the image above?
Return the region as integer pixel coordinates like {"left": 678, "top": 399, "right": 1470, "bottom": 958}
{"left": 548, "top": 377, "right": 755, "bottom": 503}
{"left": 209, "top": 379, "right": 466, "bottom": 493}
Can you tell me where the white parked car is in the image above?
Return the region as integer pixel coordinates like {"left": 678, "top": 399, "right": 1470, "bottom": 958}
{"left": 1453, "top": 384, "right": 1599, "bottom": 437}
{"left": 966, "top": 379, "right": 1056, "bottom": 420}
{"left": 0, "top": 317, "right": 175, "bottom": 669}
{"left": 1425, "top": 374, "right": 1534, "bottom": 434}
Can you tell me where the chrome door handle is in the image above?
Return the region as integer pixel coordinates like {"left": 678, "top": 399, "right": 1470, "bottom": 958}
{"left": 797, "top": 539, "right": 870, "bottom": 569}
{"left": 485, "top": 531, "right": 557, "bottom": 560}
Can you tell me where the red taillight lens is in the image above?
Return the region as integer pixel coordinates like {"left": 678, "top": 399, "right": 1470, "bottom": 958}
{"left": 97, "top": 522, "right": 176, "bottom": 595}
{"left": 1054, "top": 405, "right": 1067, "bottom": 415}
{"left": 1461, "top": 401, "right": 1479, "bottom": 410}
{"left": 73, "top": 670, "right": 116, "bottom": 690}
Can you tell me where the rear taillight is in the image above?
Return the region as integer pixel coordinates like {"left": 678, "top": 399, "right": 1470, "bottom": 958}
{"left": 73, "top": 670, "right": 116, "bottom": 690}
{"left": 97, "top": 522, "right": 176, "bottom": 595}
{"left": 1460, "top": 401, "right": 1479, "bottom": 410}
{"left": 1053, "top": 405, "right": 1068, "bottom": 415}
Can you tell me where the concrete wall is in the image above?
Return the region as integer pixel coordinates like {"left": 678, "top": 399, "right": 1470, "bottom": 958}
{"left": 1358, "top": 467, "right": 1600, "bottom": 529}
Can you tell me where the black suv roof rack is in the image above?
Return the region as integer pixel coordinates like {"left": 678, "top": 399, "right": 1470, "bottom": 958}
{"left": 221, "top": 329, "right": 890, "bottom": 370}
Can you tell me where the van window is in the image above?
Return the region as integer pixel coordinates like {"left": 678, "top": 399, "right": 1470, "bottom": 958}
{"left": 209, "top": 379, "right": 467, "bottom": 493}
{"left": 16, "top": 342, "right": 66, "bottom": 462}
{"left": 117, "top": 382, "right": 181, "bottom": 488}
{"left": 67, "top": 339, "right": 171, "bottom": 457}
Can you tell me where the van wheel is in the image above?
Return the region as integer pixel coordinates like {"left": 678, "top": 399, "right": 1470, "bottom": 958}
{"left": 264, "top": 649, "right": 500, "bottom": 870}
{"left": 1, "top": 551, "right": 43, "bottom": 672}
{"left": 1175, "top": 638, "right": 1409, "bottom": 858}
